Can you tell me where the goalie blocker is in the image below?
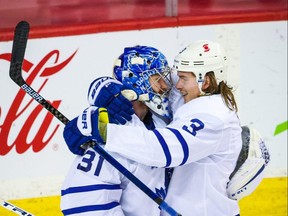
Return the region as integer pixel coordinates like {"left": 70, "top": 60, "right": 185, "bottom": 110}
{"left": 227, "top": 126, "right": 270, "bottom": 200}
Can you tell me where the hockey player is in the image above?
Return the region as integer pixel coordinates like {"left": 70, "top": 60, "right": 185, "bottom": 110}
{"left": 61, "top": 46, "right": 175, "bottom": 215}
{"left": 100, "top": 40, "right": 271, "bottom": 215}
{"left": 74, "top": 40, "right": 244, "bottom": 215}
{"left": 63, "top": 41, "right": 270, "bottom": 215}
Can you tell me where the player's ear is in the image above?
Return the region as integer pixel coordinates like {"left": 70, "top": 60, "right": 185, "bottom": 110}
{"left": 202, "top": 76, "right": 210, "bottom": 90}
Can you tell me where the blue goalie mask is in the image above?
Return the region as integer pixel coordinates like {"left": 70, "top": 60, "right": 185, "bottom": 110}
{"left": 113, "top": 45, "right": 172, "bottom": 120}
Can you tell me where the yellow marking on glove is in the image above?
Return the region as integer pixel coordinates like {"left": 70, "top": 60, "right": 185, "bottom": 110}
{"left": 98, "top": 107, "right": 109, "bottom": 142}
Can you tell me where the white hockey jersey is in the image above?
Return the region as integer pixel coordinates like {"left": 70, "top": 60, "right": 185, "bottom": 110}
{"left": 105, "top": 95, "right": 242, "bottom": 216}
{"left": 61, "top": 114, "right": 169, "bottom": 216}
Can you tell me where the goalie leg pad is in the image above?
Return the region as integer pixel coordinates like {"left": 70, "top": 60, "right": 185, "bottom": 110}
{"left": 227, "top": 158, "right": 265, "bottom": 200}
{"left": 227, "top": 126, "right": 270, "bottom": 200}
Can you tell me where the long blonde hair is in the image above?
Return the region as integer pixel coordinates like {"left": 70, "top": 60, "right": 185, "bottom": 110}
{"left": 203, "top": 71, "right": 238, "bottom": 112}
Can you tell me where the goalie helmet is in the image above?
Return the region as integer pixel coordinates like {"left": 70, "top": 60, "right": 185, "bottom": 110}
{"left": 173, "top": 40, "right": 228, "bottom": 88}
{"left": 113, "top": 45, "right": 172, "bottom": 120}
{"left": 227, "top": 126, "right": 270, "bottom": 200}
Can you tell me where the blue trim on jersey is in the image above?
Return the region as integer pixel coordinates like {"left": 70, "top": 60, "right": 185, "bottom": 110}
{"left": 62, "top": 201, "right": 119, "bottom": 215}
{"left": 166, "top": 127, "right": 189, "bottom": 166}
{"left": 152, "top": 129, "right": 172, "bottom": 167}
{"left": 61, "top": 184, "right": 121, "bottom": 196}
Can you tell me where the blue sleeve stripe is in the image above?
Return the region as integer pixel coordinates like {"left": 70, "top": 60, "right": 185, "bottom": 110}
{"left": 61, "top": 184, "right": 121, "bottom": 196}
{"left": 166, "top": 127, "right": 189, "bottom": 166}
{"left": 62, "top": 201, "right": 119, "bottom": 215}
{"left": 152, "top": 129, "right": 172, "bottom": 167}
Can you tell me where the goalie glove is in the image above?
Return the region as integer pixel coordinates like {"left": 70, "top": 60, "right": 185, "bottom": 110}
{"left": 63, "top": 106, "right": 110, "bottom": 155}
{"left": 227, "top": 126, "right": 270, "bottom": 200}
{"left": 87, "top": 76, "right": 136, "bottom": 125}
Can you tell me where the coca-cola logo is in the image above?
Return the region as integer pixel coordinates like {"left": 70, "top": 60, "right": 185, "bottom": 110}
{"left": 0, "top": 50, "right": 77, "bottom": 155}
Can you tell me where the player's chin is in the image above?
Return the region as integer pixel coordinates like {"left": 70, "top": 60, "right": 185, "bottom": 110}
{"left": 181, "top": 92, "right": 188, "bottom": 102}
{"left": 180, "top": 91, "right": 187, "bottom": 96}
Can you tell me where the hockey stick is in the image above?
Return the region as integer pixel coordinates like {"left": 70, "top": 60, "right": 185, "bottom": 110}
{"left": 9, "top": 21, "right": 182, "bottom": 216}
{"left": 1, "top": 198, "right": 34, "bottom": 216}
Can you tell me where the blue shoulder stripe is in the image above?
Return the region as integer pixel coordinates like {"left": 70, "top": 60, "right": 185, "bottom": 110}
{"left": 61, "top": 184, "right": 121, "bottom": 196}
{"left": 62, "top": 201, "right": 119, "bottom": 215}
{"left": 152, "top": 129, "right": 172, "bottom": 167}
{"left": 166, "top": 127, "right": 189, "bottom": 165}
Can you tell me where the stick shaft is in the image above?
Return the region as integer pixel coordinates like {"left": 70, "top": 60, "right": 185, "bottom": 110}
{"left": 9, "top": 21, "right": 181, "bottom": 216}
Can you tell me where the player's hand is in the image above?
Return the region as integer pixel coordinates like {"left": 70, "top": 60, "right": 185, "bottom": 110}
{"left": 87, "top": 76, "right": 135, "bottom": 125}
{"left": 63, "top": 106, "right": 109, "bottom": 155}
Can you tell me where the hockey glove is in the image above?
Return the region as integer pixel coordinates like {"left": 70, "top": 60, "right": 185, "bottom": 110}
{"left": 63, "top": 106, "right": 109, "bottom": 155}
{"left": 87, "top": 76, "right": 135, "bottom": 125}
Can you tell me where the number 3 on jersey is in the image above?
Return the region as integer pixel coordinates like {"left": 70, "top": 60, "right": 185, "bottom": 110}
{"left": 182, "top": 118, "right": 204, "bottom": 136}
{"left": 77, "top": 150, "right": 104, "bottom": 176}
